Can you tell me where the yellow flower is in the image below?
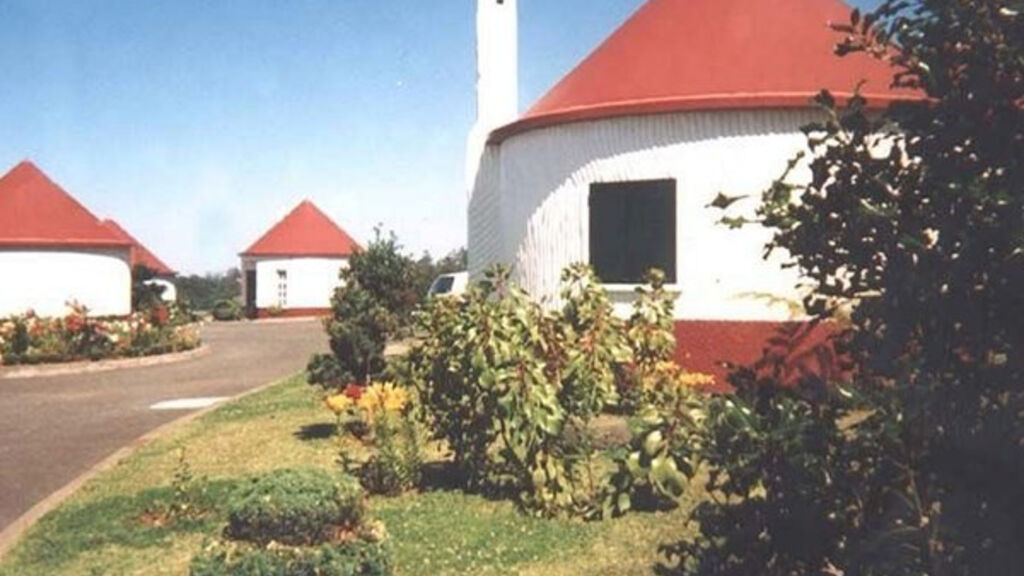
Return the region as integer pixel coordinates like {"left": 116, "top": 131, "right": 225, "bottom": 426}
{"left": 383, "top": 386, "right": 409, "bottom": 413}
{"left": 655, "top": 361, "right": 678, "bottom": 374}
{"left": 357, "top": 382, "right": 409, "bottom": 416}
{"left": 324, "top": 393, "right": 354, "bottom": 415}
{"left": 677, "top": 371, "right": 716, "bottom": 388}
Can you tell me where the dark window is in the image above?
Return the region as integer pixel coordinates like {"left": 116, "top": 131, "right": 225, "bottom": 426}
{"left": 589, "top": 179, "right": 676, "bottom": 284}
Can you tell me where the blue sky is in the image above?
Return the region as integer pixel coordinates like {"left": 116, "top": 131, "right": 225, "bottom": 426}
{"left": 0, "top": 0, "right": 882, "bottom": 274}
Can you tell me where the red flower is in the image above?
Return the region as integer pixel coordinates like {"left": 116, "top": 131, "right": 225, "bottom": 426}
{"left": 151, "top": 305, "right": 170, "bottom": 327}
{"left": 65, "top": 316, "right": 84, "bottom": 333}
{"left": 343, "top": 383, "right": 365, "bottom": 400}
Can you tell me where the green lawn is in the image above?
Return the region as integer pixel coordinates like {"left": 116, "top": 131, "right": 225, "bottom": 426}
{"left": 0, "top": 374, "right": 695, "bottom": 576}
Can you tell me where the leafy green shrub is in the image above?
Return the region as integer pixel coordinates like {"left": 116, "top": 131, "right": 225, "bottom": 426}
{"left": 407, "top": 264, "right": 638, "bottom": 517}
{"left": 190, "top": 539, "right": 391, "bottom": 576}
{"left": 226, "top": 468, "right": 365, "bottom": 547}
{"left": 211, "top": 299, "right": 243, "bottom": 322}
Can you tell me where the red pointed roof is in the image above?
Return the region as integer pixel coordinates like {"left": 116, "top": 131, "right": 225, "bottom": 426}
{"left": 101, "top": 219, "right": 175, "bottom": 276}
{"left": 492, "top": 0, "right": 920, "bottom": 142}
{"left": 0, "top": 161, "right": 130, "bottom": 249}
{"left": 241, "top": 200, "right": 360, "bottom": 258}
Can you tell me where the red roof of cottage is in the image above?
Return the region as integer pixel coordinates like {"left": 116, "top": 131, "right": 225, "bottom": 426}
{"left": 492, "top": 0, "right": 920, "bottom": 142}
{"left": 101, "top": 219, "right": 175, "bottom": 276}
{"left": 0, "top": 161, "right": 130, "bottom": 249}
{"left": 241, "top": 200, "right": 360, "bottom": 258}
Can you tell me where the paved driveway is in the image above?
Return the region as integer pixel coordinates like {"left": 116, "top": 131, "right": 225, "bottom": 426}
{"left": 0, "top": 320, "right": 326, "bottom": 532}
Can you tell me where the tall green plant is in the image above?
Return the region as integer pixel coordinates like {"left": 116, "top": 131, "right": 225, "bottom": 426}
{"left": 605, "top": 271, "right": 710, "bottom": 517}
{"left": 308, "top": 230, "right": 414, "bottom": 389}
{"left": 407, "top": 265, "right": 636, "bottom": 517}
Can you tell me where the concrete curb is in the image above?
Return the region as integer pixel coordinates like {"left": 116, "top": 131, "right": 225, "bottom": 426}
{"left": 0, "top": 371, "right": 300, "bottom": 561}
{"left": 0, "top": 344, "right": 210, "bottom": 380}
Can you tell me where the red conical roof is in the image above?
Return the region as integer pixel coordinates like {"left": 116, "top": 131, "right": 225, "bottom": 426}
{"left": 101, "top": 219, "right": 175, "bottom": 276}
{"left": 492, "top": 0, "right": 920, "bottom": 142}
{"left": 0, "top": 161, "right": 130, "bottom": 248}
{"left": 241, "top": 200, "right": 360, "bottom": 258}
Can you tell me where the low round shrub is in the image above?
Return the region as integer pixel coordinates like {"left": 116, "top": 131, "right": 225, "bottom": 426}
{"left": 190, "top": 540, "right": 391, "bottom": 576}
{"left": 211, "top": 299, "right": 243, "bottom": 322}
{"left": 226, "top": 468, "right": 365, "bottom": 547}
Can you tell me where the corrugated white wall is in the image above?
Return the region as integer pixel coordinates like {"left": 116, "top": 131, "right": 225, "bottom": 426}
{"left": 469, "top": 109, "right": 821, "bottom": 321}
{"left": 468, "top": 146, "right": 504, "bottom": 278}
{"left": 245, "top": 257, "right": 348, "bottom": 310}
{"left": 0, "top": 248, "right": 132, "bottom": 317}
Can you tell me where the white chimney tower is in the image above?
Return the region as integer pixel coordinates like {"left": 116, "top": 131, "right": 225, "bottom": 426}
{"left": 466, "top": 0, "right": 518, "bottom": 192}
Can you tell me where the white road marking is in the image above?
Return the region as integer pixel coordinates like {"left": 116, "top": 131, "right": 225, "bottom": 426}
{"left": 149, "top": 397, "right": 228, "bottom": 411}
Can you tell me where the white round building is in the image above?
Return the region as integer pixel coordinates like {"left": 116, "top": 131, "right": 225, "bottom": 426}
{"left": 0, "top": 161, "right": 132, "bottom": 318}
{"left": 467, "top": 0, "right": 916, "bottom": 384}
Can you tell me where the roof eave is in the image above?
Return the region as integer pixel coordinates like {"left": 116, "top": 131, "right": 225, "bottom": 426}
{"left": 0, "top": 239, "right": 133, "bottom": 249}
{"left": 488, "top": 91, "right": 923, "bottom": 144}
{"left": 239, "top": 251, "right": 356, "bottom": 259}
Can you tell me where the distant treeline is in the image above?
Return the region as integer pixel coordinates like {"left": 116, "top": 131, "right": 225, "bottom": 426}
{"left": 175, "top": 247, "right": 466, "bottom": 312}
{"left": 176, "top": 269, "right": 242, "bottom": 310}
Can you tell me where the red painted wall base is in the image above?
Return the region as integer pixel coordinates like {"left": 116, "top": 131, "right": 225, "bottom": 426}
{"left": 673, "top": 320, "right": 840, "bottom": 392}
{"left": 254, "top": 307, "right": 331, "bottom": 319}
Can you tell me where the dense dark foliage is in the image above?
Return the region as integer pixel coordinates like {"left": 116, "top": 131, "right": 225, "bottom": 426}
{"left": 666, "top": 1, "right": 1023, "bottom": 574}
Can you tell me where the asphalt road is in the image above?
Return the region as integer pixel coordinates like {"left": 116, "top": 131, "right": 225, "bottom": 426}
{"left": 0, "top": 320, "right": 327, "bottom": 532}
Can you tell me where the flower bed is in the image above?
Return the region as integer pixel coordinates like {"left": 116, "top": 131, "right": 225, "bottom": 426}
{"left": 0, "top": 301, "right": 201, "bottom": 366}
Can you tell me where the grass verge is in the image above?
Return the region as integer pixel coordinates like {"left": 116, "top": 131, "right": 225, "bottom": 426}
{"left": 0, "top": 374, "right": 694, "bottom": 576}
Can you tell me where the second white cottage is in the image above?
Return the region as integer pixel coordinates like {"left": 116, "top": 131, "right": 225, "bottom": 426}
{"left": 240, "top": 200, "right": 360, "bottom": 318}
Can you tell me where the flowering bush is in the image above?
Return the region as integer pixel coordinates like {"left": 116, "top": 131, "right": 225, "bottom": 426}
{"left": 0, "top": 301, "right": 201, "bottom": 366}
{"left": 324, "top": 382, "right": 424, "bottom": 496}
{"left": 323, "top": 383, "right": 408, "bottom": 422}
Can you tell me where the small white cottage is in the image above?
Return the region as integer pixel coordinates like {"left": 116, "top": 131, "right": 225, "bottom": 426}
{"left": 0, "top": 161, "right": 132, "bottom": 317}
{"left": 466, "top": 0, "right": 916, "bottom": 383}
{"left": 101, "top": 219, "right": 178, "bottom": 302}
{"left": 240, "top": 200, "right": 360, "bottom": 318}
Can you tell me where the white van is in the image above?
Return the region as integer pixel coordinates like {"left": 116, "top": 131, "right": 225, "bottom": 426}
{"left": 427, "top": 271, "right": 469, "bottom": 298}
